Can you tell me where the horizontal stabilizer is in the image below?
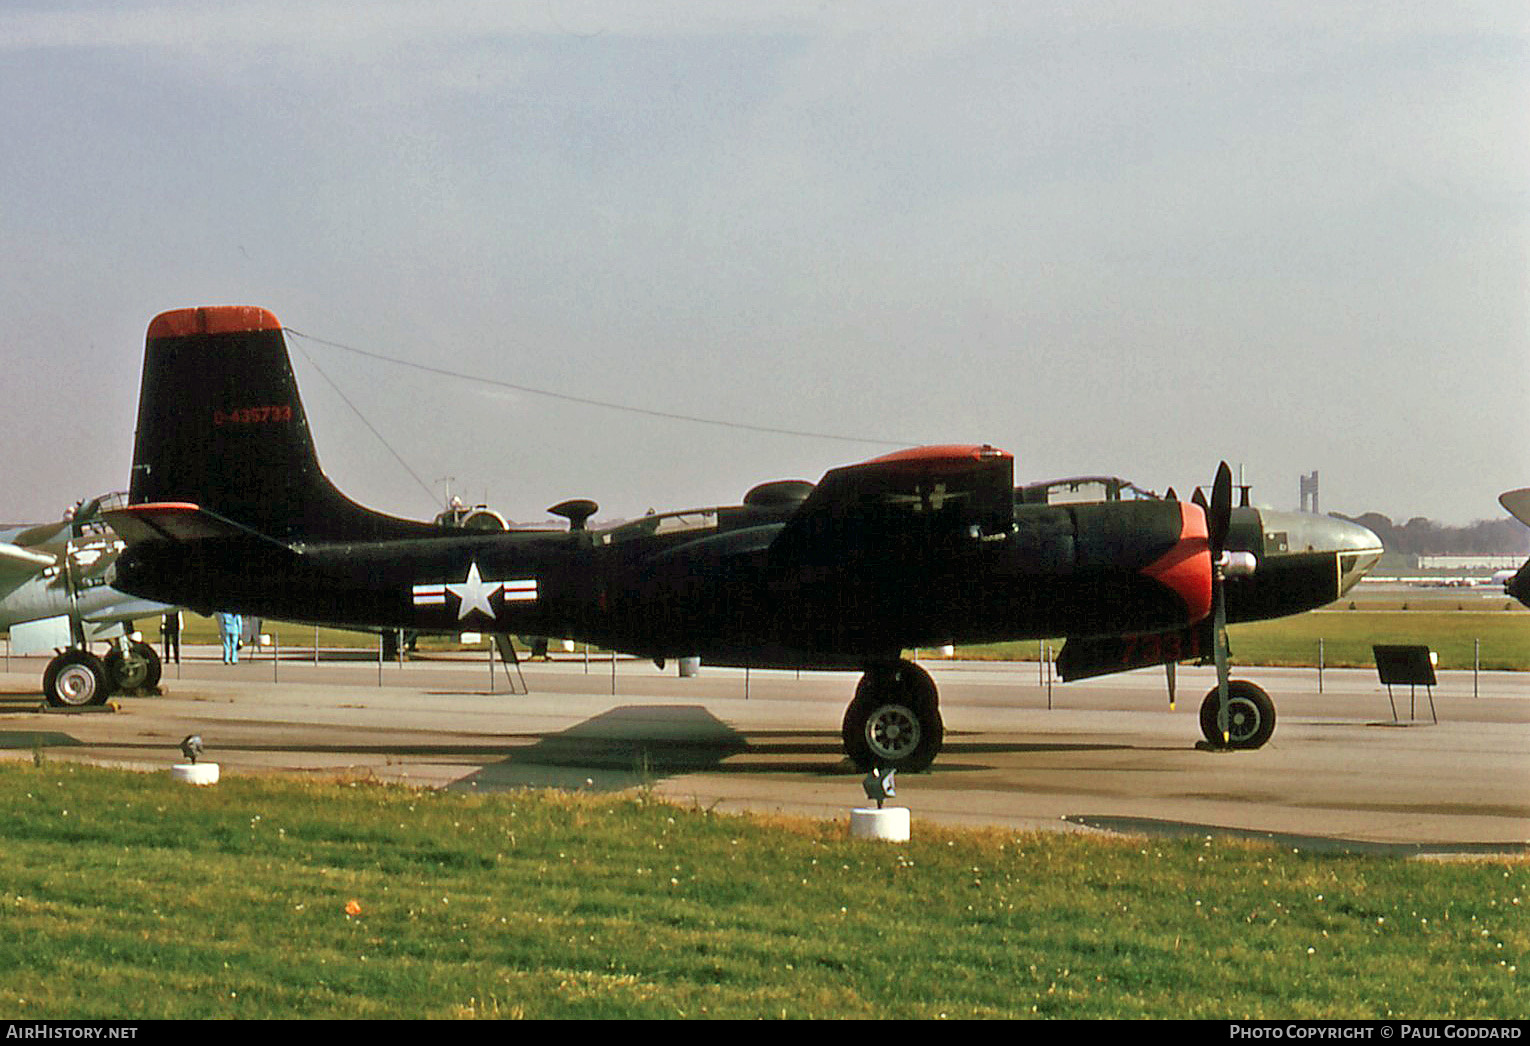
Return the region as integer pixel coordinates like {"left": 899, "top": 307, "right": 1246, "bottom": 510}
{"left": 104, "top": 503, "right": 294, "bottom": 553}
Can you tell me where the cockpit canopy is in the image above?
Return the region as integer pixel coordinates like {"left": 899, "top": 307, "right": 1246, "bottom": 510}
{"left": 1016, "top": 476, "right": 1161, "bottom": 506}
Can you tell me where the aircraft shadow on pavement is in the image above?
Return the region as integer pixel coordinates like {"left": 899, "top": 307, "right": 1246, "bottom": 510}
{"left": 455, "top": 705, "right": 753, "bottom": 792}
{"left": 0, "top": 699, "right": 1181, "bottom": 792}
{"left": 0, "top": 730, "right": 81, "bottom": 751}
{"left": 452, "top": 708, "right": 1154, "bottom": 792}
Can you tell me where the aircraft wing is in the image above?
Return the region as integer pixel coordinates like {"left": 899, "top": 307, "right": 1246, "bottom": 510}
{"left": 6, "top": 520, "right": 72, "bottom": 550}
{"left": 769, "top": 444, "right": 1014, "bottom": 562}
{"left": 0, "top": 541, "right": 57, "bottom": 585}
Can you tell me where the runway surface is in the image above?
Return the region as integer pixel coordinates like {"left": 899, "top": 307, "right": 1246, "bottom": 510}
{"left": 2, "top": 649, "right": 1526, "bottom": 854}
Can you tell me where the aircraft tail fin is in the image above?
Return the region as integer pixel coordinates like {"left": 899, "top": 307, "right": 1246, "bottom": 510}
{"left": 128, "top": 306, "right": 441, "bottom": 545}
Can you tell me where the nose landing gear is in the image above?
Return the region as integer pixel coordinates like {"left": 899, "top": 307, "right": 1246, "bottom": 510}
{"left": 1198, "top": 679, "right": 1276, "bottom": 749}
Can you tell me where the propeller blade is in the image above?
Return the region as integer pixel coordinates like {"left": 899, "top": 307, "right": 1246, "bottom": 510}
{"left": 1208, "top": 461, "right": 1233, "bottom": 558}
{"left": 1203, "top": 462, "right": 1235, "bottom": 743}
{"left": 1191, "top": 487, "right": 1208, "bottom": 510}
{"left": 1213, "top": 574, "right": 1231, "bottom": 744}
{"left": 1165, "top": 659, "right": 1176, "bottom": 710}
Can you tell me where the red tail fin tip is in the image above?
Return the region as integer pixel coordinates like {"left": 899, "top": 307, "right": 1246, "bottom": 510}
{"left": 146, "top": 306, "right": 283, "bottom": 340}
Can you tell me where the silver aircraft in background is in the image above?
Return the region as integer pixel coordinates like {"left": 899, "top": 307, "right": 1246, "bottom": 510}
{"left": 1, "top": 494, "right": 171, "bottom": 706}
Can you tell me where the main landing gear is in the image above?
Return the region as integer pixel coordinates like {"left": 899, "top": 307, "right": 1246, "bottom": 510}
{"left": 839, "top": 658, "right": 1277, "bottom": 769}
{"left": 42, "top": 639, "right": 162, "bottom": 708}
{"left": 1197, "top": 679, "right": 1276, "bottom": 750}
{"left": 842, "top": 660, "right": 944, "bottom": 773}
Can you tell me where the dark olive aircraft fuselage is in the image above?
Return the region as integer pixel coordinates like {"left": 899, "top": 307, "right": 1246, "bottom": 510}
{"left": 115, "top": 495, "right": 1370, "bottom": 671}
{"left": 117, "top": 503, "right": 1184, "bottom": 667}
{"left": 106, "top": 305, "right": 1383, "bottom": 768}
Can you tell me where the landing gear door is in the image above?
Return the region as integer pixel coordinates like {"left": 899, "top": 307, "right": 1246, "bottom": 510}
{"left": 9, "top": 615, "right": 73, "bottom": 656}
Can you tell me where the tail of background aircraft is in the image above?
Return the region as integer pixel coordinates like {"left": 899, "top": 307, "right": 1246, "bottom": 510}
{"left": 128, "top": 306, "right": 442, "bottom": 544}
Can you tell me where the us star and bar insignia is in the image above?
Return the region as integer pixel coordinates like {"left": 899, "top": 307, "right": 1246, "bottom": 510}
{"left": 412, "top": 562, "right": 538, "bottom": 621}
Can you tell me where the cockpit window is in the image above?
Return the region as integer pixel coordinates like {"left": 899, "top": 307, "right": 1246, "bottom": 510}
{"left": 1017, "top": 477, "right": 1159, "bottom": 506}
{"left": 597, "top": 509, "right": 719, "bottom": 545}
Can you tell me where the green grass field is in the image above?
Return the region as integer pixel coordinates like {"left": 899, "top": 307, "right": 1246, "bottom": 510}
{"left": 1228, "top": 612, "right": 1528, "bottom": 671}
{"left": 944, "top": 612, "right": 1528, "bottom": 672}
{"left": 0, "top": 764, "right": 1523, "bottom": 1019}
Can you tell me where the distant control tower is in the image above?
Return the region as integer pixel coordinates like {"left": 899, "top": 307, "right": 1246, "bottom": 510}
{"left": 1300, "top": 471, "right": 1320, "bottom": 515}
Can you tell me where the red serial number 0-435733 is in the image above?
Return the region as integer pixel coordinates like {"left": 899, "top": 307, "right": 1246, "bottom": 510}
{"left": 214, "top": 406, "right": 294, "bottom": 425}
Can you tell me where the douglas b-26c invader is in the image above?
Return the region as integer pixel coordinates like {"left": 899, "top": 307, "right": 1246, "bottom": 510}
{"left": 107, "top": 306, "right": 1382, "bottom": 771}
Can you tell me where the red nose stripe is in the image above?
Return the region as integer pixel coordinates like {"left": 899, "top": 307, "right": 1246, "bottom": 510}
{"left": 1141, "top": 501, "right": 1213, "bottom": 623}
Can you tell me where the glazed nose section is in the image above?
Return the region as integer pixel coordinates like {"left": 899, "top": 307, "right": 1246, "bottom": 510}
{"left": 1257, "top": 510, "right": 1384, "bottom": 596}
{"left": 1332, "top": 517, "right": 1385, "bottom": 596}
{"left": 1140, "top": 501, "right": 1214, "bottom": 623}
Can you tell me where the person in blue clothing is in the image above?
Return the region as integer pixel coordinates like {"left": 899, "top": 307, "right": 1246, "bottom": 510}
{"left": 216, "top": 612, "right": 242, "bottom": 664}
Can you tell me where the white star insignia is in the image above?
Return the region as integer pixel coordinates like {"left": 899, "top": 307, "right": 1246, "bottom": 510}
{"left": 446, "top": 561, "right": 497, "bottom": 621}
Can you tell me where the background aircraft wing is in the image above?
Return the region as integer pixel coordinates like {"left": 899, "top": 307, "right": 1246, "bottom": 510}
{"left": 6, "top": 520, "right": 73, "bottom": 549}
{"left": 0, "top": 540, "right": 57, "bottom": 584}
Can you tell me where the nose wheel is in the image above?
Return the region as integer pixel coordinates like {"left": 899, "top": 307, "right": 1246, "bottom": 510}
{"left": 1199, "top": 680, "right": 1276, "bottom": 749}
{"left": 842, "top": 660, "right": 944, "bottom": 772}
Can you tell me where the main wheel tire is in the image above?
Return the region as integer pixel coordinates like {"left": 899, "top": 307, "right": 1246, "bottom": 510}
{"left": 43, "top": 650, "right": 111, "bottom": 708}
{"left": 842, "top": 662, "right": 944, "bottom": 773}
{"left": 105, "top": 642, "right": 162, "bottom": 691}
{"left": 1199, "top": 680, "right": 1276, "bottom": 749}
{"left": 133, "top": 641, "right": 163, "bottom": 689}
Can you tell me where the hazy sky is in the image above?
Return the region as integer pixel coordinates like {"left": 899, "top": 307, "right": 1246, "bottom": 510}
{"left": 2, "top": 2, "right": 1526, "bottom": 527}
